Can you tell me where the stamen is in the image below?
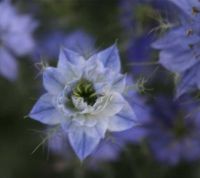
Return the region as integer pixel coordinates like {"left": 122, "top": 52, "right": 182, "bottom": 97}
{"left": 72, "top": 79, "right": 98, "bottom": 106}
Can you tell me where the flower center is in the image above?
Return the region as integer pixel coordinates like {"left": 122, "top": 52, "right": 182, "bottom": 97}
{"left": 72, "top": 79, "right": 97, "bottom": 106}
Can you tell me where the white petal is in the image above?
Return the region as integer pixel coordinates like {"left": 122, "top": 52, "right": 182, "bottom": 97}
{"left": 111, "top": 74, "right": 126, "bottom": 93}
{"left": 58, "top": 47, "right": 85, "bottom": 66}
{"left": 84, "top": 59, "right": 105, "bottom": 81}
{"left": 94, "top": 118, "right": 109, "bottom": 137}
{"left": 71, "top": 96, "right": 88, "bottom": 111}
{"left": 43, "top": 67, "right": 65, "bottom": 95}
{"left": 108, "top": 101, "right": 138, "bottom": 132}
{"left": 58, "top": 48, "right": 84, "bottom": 81}
{"left": 29, "top": 94, "right": 65, "bottom": 125}
{"left": 88, "top": 44, "right": 121, "bottom": 72}
{"left": 96, "top": 92, "right": 125, "bottom": 118}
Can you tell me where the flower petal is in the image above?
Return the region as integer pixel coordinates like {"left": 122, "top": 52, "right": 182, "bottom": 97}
{"left": 111, "top": 74, "right": 126, "bottom": 93}
{"left": 43, "top": 67, "right": 65, "bottom": 95}
{"left": 0, "top": 47, "right": 18, "bottom": 81}
{"left": 108, "top": 101, "right": 138, "bottom": 132}
{"left": 58, "top": 48, "right": 85, "bottom": 81}
{"left": 176, "top": 65, "right": 198, "bottom": 98}
{"left": 168, "top": 0, "right": 199, "bottom": 17}
{"left": 58, "top": 47, "right": 85, "bottom": 66}
{"left": 29, "top": 94, "right": 64, "bottom": 125}
{"left": 89, "top": 44, "right": 121, "bottom": 72}
{"left": 96, "top": 92, "right": 126, "bottom": 118}
{"left": 68, "top": 124, "right": 102, "bottom": 160}
{"left": 159, "top": 48, "right": 197, "bottom": 73}
{"left": 152, "top": 26, "right": 200, "bottom": 51}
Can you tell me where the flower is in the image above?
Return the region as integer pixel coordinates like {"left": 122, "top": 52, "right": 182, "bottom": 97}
{"left": 152, "top": 0, "right": 200, "bottom": 97}
{"left": 0, "top": 0, "right": 37, "bottom": 81}
{"left": 146, "top": 97, "right": 200, "bottom": 165}
{"left": 29, "top": 44, "right": 138, "bottom": 160}
{"left": 46, "top": 79, "right": 149, "bottom": 167}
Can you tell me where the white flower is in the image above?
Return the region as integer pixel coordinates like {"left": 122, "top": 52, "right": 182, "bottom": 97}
{"left": 29, "top": 44, "right": 138, "bottom": 160}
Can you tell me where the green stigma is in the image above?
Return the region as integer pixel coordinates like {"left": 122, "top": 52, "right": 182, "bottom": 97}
{"left": 72, "top": 79, "right": 97, "bottom": 106}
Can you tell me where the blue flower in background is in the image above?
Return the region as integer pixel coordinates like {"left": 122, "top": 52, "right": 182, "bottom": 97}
{"left": 126, "top": 34, "right": 155, "bottom": 75}
{"left": 34, "top": 30, "right": 95, "bottom": 60}
{"left": 146, "top": 97, "right": 200, "bottom": 165}
{"left": 0, "top": 0, "right": 37, "bottom": 81}
{"left": 119, "top": 0, "right": 175, "bottom": 76}
{"left": 29, "top": 44, "right": 138, "bottom": 160}
{"left": 119, "top": 0, "right": 175, "bottom": 36}
{"left": 152, "top": 0, "right": 200, "bottom": 97}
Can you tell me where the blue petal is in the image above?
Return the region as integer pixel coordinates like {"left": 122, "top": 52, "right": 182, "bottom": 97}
{"left": 0, "top": 47, "right": 18, "bottom": 81}
{"left": 29, "top": 94, "right": 64, "bottom": 125}
{"left": 108, "top": 101, "right": 138, "bottom": 132}
{"left": 57, "top": 48, "right": 83, "bottom": 81}
{"left": 68, "top": 125, "right": 102, "bottom": 160}
{"left": 197, "top": 66, "right": 200, "bottom": 88}
{"left": 168, "top": 0, "right": 199, "bottom": 17}
{"left": 152, "top": 27, "right": 200, "bottom": 50}
{"left": 89, "top": 44, "right": 121, "bottom": 72}
{"left": 111, "top": 74, "right": 126, "bottom": 93}
{"left": 159, "top": 48, "right": 197, "bottom": 73}
{"left": 43, "top": 67, "right": 65, "bottom": 94}
{"left": 58, "top": 47, "right": 85, "bottom": 66}
{"left": 98, "top": 92, "right": 126, "bottom": 118}
{"left": 176, "top": 65, "right": 198, "bottom": 98}
{"left": 152, "top": 28, "right": 183, "bottom": 49}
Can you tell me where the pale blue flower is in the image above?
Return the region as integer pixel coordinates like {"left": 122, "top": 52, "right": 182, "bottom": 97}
{"left": 46, "top": 79, "right": 149, "bottom": 165}
{"left": 29, "top": 44, "right": 138, "bottom": 160}
{"left": 0, "top": 0, "right": 37, "bottom": 80}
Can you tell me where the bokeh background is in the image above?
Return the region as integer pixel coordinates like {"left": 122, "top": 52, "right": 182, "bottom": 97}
{"left": 1, "top": 0, "right": 200, "bottom": 178}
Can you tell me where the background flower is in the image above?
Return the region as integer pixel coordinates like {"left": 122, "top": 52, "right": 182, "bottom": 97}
{"left": 33, "top": 29, "right": 95, "bottom": 61}
{"left": 146, "top": 97, "right": 200, "bottom": 165}
{"left": 0, "top": 0, "right": 37, "bottom": 81}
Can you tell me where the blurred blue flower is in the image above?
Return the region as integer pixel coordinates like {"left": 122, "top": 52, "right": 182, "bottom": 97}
{"left": 34, "top": 30, "right": 95, "bottom": 61}
{"left": 146, "top": 97, "right": 200, "bottom": 165}
{"left": 119, "top": 0, "right": 174, "bottom": 76}
{"left": 126, "top": 34, "right": 155, "bottom": 75}
{"left": 152, "top": 0, "right": 200, "bottom": 97}
{"left": 0, "top": 0, "right": 37, "bottom": 81}
{"left": 29, "top": 44, "right": 138, "bottom": 160}
{"left": 0, "top": 47, "right": 18, "bottom": 81}
{"left": 119, "top": 0, "right": 174, "bottom": 37}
